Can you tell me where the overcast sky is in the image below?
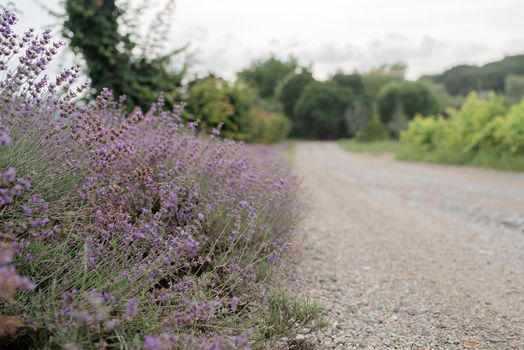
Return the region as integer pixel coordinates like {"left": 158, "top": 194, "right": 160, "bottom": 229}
{"left": 12, "top": 0, "right": 524, "bottom": 79}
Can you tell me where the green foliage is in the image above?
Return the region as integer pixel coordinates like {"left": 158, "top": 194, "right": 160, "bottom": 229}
{"left": 184, "top": 76, "right": 235, "bottom": 128}
{"left": 493, "top": 99, "right": 524, "bottom": 154}
{"left": 184, "top": 76, "right": 290, "bottom": 143}
{"left": 402, "top": 92, "right": 507, "bottom": 152}
{"left": 339, "top": 139, "right": 404, "bottom": 155}
{"left": 387, "top": 104, "right": 410, "bottom": 139}
{"left": 238, "top": 56, "right": 298, "bottom": 99}
{"left": 184, "top": 76, "right": 255, "bottom": 141}
{"left": 276, "top": 69, "right": 315, "bottom": 131}
{"left": 400, "top": 92, "right": 524, "bottom": 170}
{"left": 248, "top": 108, "right": 291, "bottom": 144}
{"left": 331, "top": 72, "right": 366, "bottom": 95}
{"left": 362, "top": 62, "right": 406, "bottom": 100}
{"left": 397, "top": 147, "right": 524, "bottom": 171}
{"left": 355, "top": 108, "right": 389, "bottom": 142}
{"left": 505, "top": 74, "right": 524, "bottom": 104}
{"left": 344, "top": 98, "right": 369, "bottom": 137}
{"left": 281, "top": 71, "right": 374, "bottom": 139}
{"left": 261, "top": 293, "right": 327, "bottom": 340}
{"left": 63, "top": 0, "right": 185, "bottom": 110}
{"left": 377, "top": 80, "right": 439, "bottom": 135}
{"left": 331, "top": 73, "right": 369, "bottom": 137}
{"left": 400, "top": 114, "right": 443, "bottom": 151}
{"left": 294, "top": 81, "right": 354, "bottom": 139}
{"left": 418, "top": 79, "right": 461, "bottom": 111}
{"left": 427, "top": 54, "right": 524, "bottom": 96}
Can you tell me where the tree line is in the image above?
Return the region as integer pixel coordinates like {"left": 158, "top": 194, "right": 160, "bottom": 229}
{"left": 62, "top": 0, "right": 524, "bottom": 143}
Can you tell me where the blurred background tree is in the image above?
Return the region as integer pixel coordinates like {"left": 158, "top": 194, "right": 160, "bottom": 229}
{"left": 362, "top": 62, "right": 406, "bottom": 101}
{"left": 56, "top": 1, "right": 524, "bottom": 144}
{"left": 377, "top": 80, "right": 439, "bottom": 137}
{"left": 248, "top": 108, "right": 290, "bottom": 144}
{"left": 344, "top": 98, "right": 369, "bottom": 137}
{"left": 505, "top": 74, "right": 524, "bottom": 104}
{"left": 294, "top": 81, "right": 354, "bottom": 139}
{"left": 183, "top": 76, "right": 255, "bottom": 140}
{"left": 331, "top": 72, "right": 366, "bottom": 96}
{"left": 331, "top": 72, "right": 369, "bottom": 137}
{"left": 238, "top": 56, "right": 298, "bottom": 99}
{"left": 425, "top": 55, "right": 524, "bottom": 96}
{"left": 63, "top": 0, "right": 186, "bottom": 110}
{"left": 276, "top": 68, "right": 316, "bottom": 136}
{"left": 355, "top": 105, "right": 389, "bottom": 142}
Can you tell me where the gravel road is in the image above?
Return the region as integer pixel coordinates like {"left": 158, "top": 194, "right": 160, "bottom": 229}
{"left": 293, "top": 142, "right": 524, "bottom": 349}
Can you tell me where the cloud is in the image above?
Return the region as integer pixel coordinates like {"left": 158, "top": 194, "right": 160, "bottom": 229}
{"left": 14, "top": 0, "right": 524, "bottom": 82}
{"left": 285, "top": 35, "right": 523, "bottom": 79}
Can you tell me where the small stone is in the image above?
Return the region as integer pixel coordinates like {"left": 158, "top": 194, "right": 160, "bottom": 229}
{"left": 323, "top": 339, "right": 334, "bottom": 347}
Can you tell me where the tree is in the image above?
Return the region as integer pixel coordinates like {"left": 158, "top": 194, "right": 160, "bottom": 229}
{"left": 377, "top": 80, "right": 439, "bottom": 136}
{"left": 63, "top": 0, "right": 185, "bottom": 110}
{"left": 505, "top": 75, "right": 524, "bottom": 104}
{"left": 418, "top": 78, "right": 460, "bottom": 112}
{"left": 426, "top": 54, "right": 524, "bottom": 96}
{"left": 362, "top": 62, "right": 406, "bottom": 101}
{"left": 276, "top": 69, "right": 315, "bottom": 135}
{"left": 238, "top": 56, "right": 298, "bottom": 99}
{"left": 331, "top": 72, "right": 365, "bottom": 96}
{"left": 344, "top": 98, "right": 369, "bottom": 137}
{"left": 355, "top": 105, "right": 389, "bottom": 142}
{"left": 294, "top": 81, "right": 354, "bottom": 139}
{"left": 184, "top": 76, "right": 255, "bottom": 140}
{"left": 248, "top": 108, "right": 290, "bottom": 144}
{"left": 387, "top": 103, "right": 409, "bottom": 139}
{"left": 331, "top": 72, "right": 369, "bottom": 136}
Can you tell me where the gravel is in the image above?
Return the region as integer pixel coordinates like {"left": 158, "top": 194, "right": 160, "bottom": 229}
{"left": 292, "top": 142, "right": 524, "bottom": 349}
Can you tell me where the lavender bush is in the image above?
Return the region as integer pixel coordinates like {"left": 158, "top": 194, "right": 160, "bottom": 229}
{"left": 0, "top": 12, "right": 322, "bottom": 349}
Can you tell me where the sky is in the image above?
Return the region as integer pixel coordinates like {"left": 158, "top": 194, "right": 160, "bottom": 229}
{"left": 11, "top": 0, "right": 524, "bottom": 80}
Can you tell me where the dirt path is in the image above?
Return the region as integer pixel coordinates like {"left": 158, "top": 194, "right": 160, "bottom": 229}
{"left": 294, "top": 142, "right": 524, "bottom": 349}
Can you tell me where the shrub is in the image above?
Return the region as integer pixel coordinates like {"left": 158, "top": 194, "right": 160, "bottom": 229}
{"left": 400, "top": 114, "right": 444, "bottom": 151}
{"left": 238, "top": 57, "right": 297, "bottom": 99}
{"left": 63, "top": 0, "right": 186, "bottom": 111}
{"left": 493, "top": 99, "right": 524, "bottom": 154}
{"left": 183, "top": 76, "right": 255, "bottom": 141}
{"left": 276, "top": 70, "right": 315, "bottom": 135}
{"left": 344, "top": 98, "right": 369, "bottom": 137}
{"left": 331, "top": 73, "right": 366, "bottom": 96}
{"left": 361, "top": 62, "right": 406, "bottom": 101}
{"left": 248, "top": 108, "right": 291, "bottom": 144}
{"left": 400, "top": 92, "right": 524, "bottom": 170}
{"left": 294, "top": 81, "right": 354, "bottom": 139}
{"left": 505, "top": 74, "right": 524, "bottom": 104}
{"left": 0, "top": 12, "right": 318, "bottom": 349}
{"left": 377, "top": 80, "right": 439, "bottom": 137}
{"left": 355, "top": 106, "right": 389, "bottom": 142}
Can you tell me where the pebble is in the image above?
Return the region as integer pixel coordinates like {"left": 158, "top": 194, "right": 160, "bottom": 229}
{"left": 292, "top": 143, "right": 524, "bottom": 350}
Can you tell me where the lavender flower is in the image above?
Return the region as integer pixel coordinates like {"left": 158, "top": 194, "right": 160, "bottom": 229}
{"left": 0, "top": 10, "right": 303, "bottom": 349}
{"left": 123, "top": 298, "right": 139, "bottom": 320}
{"left": 0, "top": 131, "right": 11, "bottom": 146}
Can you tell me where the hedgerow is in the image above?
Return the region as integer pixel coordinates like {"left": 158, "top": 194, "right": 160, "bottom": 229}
{"left": 0, "top": 12, "right": 322, "bottom": 349}
{"left": 399, "top": 92, "right": 524, "bottom": 170}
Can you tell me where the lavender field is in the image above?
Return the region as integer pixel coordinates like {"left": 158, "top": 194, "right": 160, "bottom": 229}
{"left": 0, "top": 12, "right": 323, "bottom": 349}
{"left": 3, "top": 1, "right": 524, "bottom": 349}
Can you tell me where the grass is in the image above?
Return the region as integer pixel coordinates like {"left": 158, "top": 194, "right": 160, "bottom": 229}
{"left": 339, "top": 139, "right": 524, "bottom": 172}
{"left": 261, "top": 293, "right": 328, "bottom": 340}
{"left": 276, "top": 140, "right": 298, "bottom": 162}
{"left": 338, "top": 139, "right": 404, "bottom": 155}
{"left": 397, "top": 147, "right": 524, "bottom": 172}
